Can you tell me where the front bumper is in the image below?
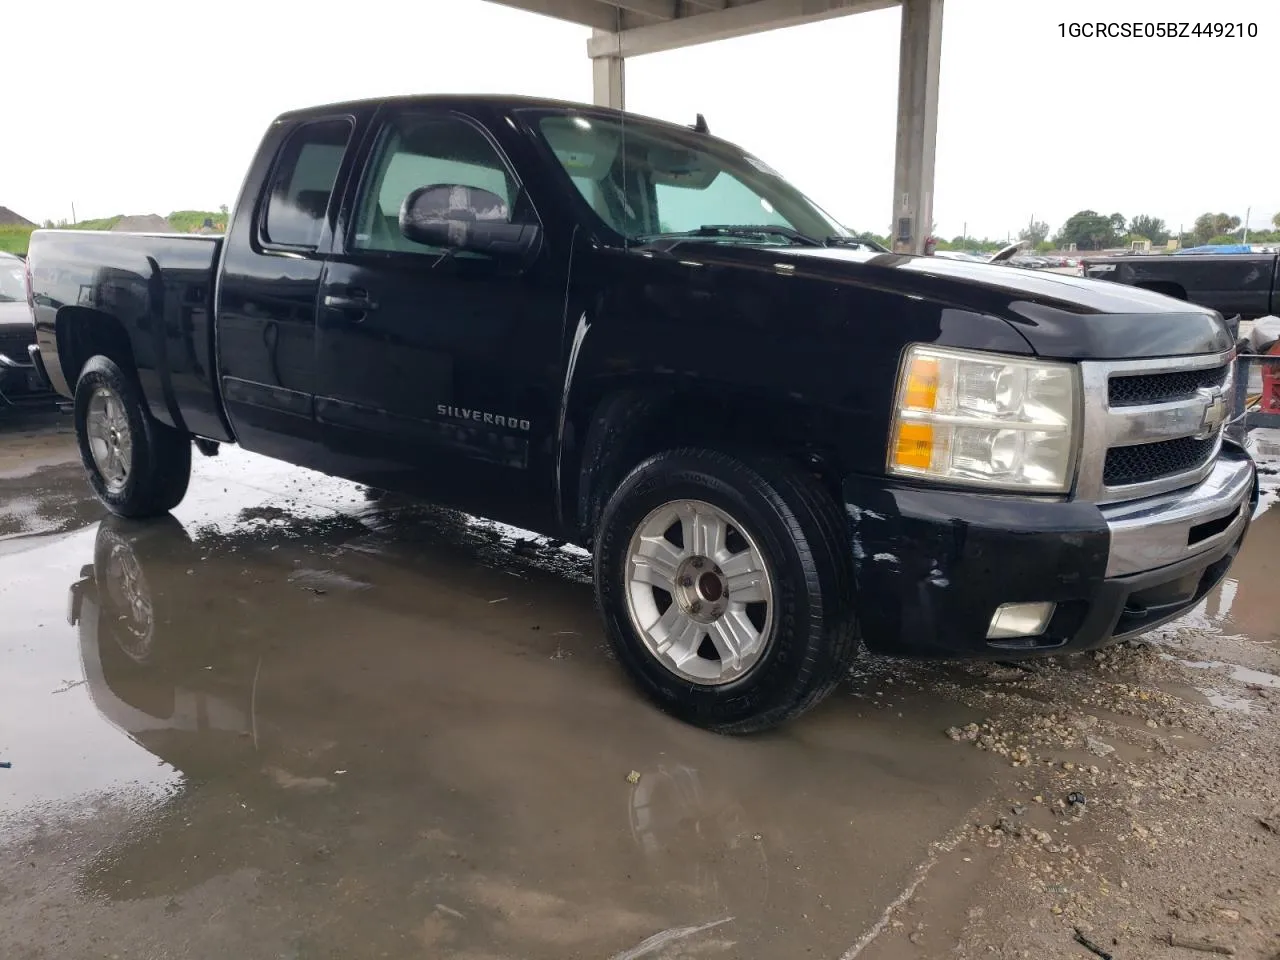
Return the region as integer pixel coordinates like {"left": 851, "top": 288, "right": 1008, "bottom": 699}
{"left": 845, "top": 445, "right": 1258, "bottom": 658}
{"left": 0, "top": 343, "right": 55, "bottom": 407}
{"left": 0, "top": 342, "right": 56, "bottom": 407}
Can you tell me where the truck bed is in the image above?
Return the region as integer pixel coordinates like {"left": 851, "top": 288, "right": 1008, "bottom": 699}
{"left": 27, "top": 230, "right": 232, "bottom": 442}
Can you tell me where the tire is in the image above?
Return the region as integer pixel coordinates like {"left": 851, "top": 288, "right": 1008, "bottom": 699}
{"left": 594, "top": 448, "right": 859, "bottom": 734}
{"left": 74, "top": 355, "right": 191, "bottom": 518}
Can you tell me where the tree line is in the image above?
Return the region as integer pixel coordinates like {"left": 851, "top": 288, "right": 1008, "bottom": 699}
{"left": 1044, "top": 210, "right": 1280, "bottom": 251}
{"left": 854, "top": 210, "right": 1278, "bottom": 255}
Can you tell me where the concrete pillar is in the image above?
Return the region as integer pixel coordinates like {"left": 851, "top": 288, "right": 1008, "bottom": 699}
{"left": 891, "top": 0, "right": 943, "bottom": 255}
{"left": 591, "top": 30, "right": 625, "bottom": 108}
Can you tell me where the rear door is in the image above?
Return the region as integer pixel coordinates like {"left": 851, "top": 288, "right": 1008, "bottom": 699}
{"left": 316, "top": 105, "right": 566, "bottom": 529}
{"left": 216, "top": 114, "right": 360, "bottom": 460}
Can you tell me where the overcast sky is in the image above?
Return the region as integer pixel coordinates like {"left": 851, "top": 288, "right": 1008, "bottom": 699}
{"left": 3, "top": 0, "right": 1276, "bottom": 240}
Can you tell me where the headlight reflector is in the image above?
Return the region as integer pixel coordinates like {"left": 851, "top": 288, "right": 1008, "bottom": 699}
{"left": 889, "top": 346, "right": 1078, "bottom": 492}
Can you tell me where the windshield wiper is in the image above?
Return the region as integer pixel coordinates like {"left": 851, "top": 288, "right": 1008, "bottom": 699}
{"left": 823, "top": 234, "right": 890, "bottom": 253}
{"left": 637, "top": 224, "right": 823, "bottom": 247}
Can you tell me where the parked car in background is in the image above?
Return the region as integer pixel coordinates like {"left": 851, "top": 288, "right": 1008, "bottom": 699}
{"left": 1010, "top": 255, "right": 1049, "bottom": 270}
{"left": 26, "top": 93, "right": 1258, "bottom": 732}
{"left": 1082, "top": 250, "right": 1279, "bottom": 320}
{"left": 0, "top": 252, "right": 55, "bottom": 410}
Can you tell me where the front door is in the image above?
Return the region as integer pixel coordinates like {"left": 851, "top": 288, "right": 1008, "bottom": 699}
{"left": 317, "top": 107, "right": 566, "bottom": 531}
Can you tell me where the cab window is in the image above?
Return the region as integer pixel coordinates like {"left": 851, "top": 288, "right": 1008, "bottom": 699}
{"left": 263, "top": 118, "right": 352, "bottom": 249}
{"left": 353, "top": 113, "right": 517, "bottom": 255}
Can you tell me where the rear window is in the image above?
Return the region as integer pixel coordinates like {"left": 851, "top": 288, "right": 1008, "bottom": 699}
{"left": 263, "top": 118, "right": 353, "bottom": 249}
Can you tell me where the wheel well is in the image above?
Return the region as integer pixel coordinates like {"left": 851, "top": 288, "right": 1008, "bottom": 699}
{"left": 575, "top": 388, "right": 846, "bottom": 544}
{"left": 1135, "top": 280, "right": 1187, "bottom": 301}
{"left": 56, "top": 307, "right": 135, "bottom": 390}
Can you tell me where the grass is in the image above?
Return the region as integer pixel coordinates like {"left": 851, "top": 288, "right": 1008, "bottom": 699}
{"left": 0, "top": 225, "right": 34, "bottom": 255}
{"left": 71, "top": 216, "right": 124, "bottom": 231}
{"left": 167, "top": 210, "right": 228, "bottom": 233}
{"left": 0, "top": 211, "right": 227, "bottom": 255}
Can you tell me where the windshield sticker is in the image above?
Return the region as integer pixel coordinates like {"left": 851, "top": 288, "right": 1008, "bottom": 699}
{"left": 556, "top": 150, "right": 596, "bottom": 170}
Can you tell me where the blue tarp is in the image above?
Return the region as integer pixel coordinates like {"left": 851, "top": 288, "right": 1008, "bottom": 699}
{"left": 1174, "top": 244, "right": 1253, "bottom": 255}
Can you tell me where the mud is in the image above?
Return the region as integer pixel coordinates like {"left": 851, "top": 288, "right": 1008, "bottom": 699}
{"left": 1, "top": 422, "right": 1278, "bottom": 960}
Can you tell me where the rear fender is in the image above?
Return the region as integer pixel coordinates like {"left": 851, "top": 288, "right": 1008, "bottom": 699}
{"left": 54, "top": 301, "right": 176, "bottom": 428}
{"left": 53, "top": 258, "right": 184, "bottom": 431}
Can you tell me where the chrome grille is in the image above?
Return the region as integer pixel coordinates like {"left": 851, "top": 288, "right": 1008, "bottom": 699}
{"left": 1103, "top": 436, "right": 1219, "bottom": 487}
{"left": 1077, "top": 350, "right": 1234, "bottom": 504}
{"left": 1108, "top": 365, "right": 1229, "bottom": 407}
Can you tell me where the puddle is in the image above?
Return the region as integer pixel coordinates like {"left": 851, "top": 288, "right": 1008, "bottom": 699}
{"left": 0, "top": 454, "right": 1011, "bottom": 959}
{"left": 1155, "top": 503, "right": 1280, "bottom": 647}
{"left": 1194, "top": 688, "right": 1254, "bottom": 712}
{"left": 1160, "top": 654, "right": 1280, "bottom": 714}
{"left": 1171, "top": 656, "right": 1280, "bottom": 689}
{"left": 287, "top": 568, "right": 373, "bottom": 592}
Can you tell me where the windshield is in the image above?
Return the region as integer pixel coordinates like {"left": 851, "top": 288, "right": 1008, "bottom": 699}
{"left": 527, "top": 111, "right": 849, "bottom": 245}
{"left": 0, "top": 260, "right": 27, "bottom": 302}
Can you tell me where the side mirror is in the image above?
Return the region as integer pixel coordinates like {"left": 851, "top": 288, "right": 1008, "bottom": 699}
{"left": 398, "top": 184, "right": 539, "bottom": 258}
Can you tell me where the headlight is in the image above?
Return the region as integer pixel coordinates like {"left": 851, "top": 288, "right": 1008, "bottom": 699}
{"left": 888, "top": 345, "right": 1079, "bottom": 492}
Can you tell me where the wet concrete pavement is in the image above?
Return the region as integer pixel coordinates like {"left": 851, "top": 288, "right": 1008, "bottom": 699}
{"left": 2, "top": 419, "right": 1278, "bottom": 960}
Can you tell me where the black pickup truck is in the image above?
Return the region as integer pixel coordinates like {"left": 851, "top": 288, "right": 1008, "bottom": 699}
{"left": 27, "top": 95, "right": 1259, "bottom": 732}
{"left": 1082, "top": 251, "right": 1279, "bottom": 320}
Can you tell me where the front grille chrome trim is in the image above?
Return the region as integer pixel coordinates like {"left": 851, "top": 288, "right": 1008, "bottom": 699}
{"left": 1103, "top": 396, "right": 1228, "bottom": 447}
{"left": 1077, "top": 349, "right": 1235, "bottom": 504}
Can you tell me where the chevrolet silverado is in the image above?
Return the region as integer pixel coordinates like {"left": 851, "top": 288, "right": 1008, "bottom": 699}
{"left": 27, "top": 95, "right": 1258, "bottom": 732}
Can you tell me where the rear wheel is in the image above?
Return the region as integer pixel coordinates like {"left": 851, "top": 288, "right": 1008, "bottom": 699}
{"left": 594, "top": 448, "right": 859, "bottom": 733}
{"left": 74, "top": 355, "right": 191, "bottom": 518}
{"left": 93, "top": 514, "right": 193, "bottom": 668}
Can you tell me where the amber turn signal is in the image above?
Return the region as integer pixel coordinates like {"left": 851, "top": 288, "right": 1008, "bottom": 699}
{"left": 903, "top": 355, "right": 940, "bottom": 410}
{"left": 893, "top": 423, "right": 934, "bottom": 470}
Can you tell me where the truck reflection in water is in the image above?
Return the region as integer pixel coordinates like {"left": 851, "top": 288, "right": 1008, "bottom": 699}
{"left": 63, "top": 509, "right": 772, "bottom": 923}
{"left": 68, "top": 517, "right": 259, "bottom": 769}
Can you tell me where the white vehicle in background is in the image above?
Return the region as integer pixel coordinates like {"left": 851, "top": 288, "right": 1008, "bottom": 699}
{"left": 932, "top": 250, "right": 988, "bottom": 263}
{"left": 931, "top": 243, "right": 1023, "bottom": 264}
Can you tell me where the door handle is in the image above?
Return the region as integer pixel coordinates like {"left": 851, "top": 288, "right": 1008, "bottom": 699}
{"left": 323, "top": 292, "right": 379, "bottom": 314}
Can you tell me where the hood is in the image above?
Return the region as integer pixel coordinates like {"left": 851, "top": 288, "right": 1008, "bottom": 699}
{"left": 684, "top": 245, "right": 1235, "bottom": 360}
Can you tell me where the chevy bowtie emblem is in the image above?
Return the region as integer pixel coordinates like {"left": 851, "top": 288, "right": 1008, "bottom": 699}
{"left": 1194, "top": 386, "right": 1228, "bottom": 440}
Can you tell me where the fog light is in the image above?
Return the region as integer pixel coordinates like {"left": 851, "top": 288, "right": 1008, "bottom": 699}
{"left": 987, "top": 601, "right": 1056, "bottom": 639}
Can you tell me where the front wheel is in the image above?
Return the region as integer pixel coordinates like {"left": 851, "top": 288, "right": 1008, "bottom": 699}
{"left": 594, "top": 449, "right": 859, "bottom": 734}
{"left": 74, "top": 355, "right": 191, "bottom": 518}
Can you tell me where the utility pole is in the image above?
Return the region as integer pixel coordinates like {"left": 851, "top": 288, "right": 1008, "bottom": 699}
{"left": 71, "top": 202, "right": 77, "bottom": 225}
{"left": 1242, "top": 207, "right": 1251, "bottom": 245}
{"left": 962, "top": 220, "right": 967, "bottom": 245}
